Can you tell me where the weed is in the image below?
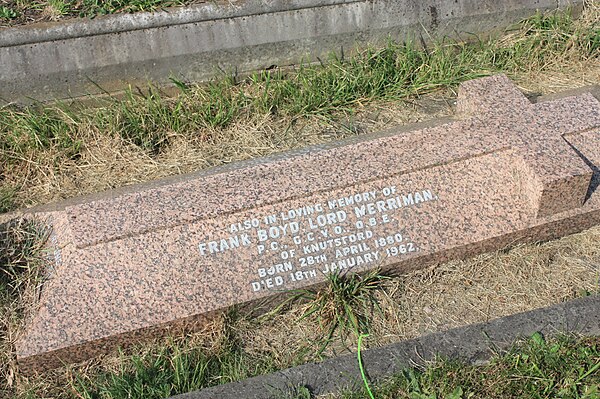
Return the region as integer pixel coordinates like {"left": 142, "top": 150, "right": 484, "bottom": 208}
{"left": 293, "top": 387, "right": 312, "bottom": 399}
{"left": 78, "top": 0, "right": 186, "bottom": 18}
{"left": 73, "top": 345, "right": 214, "bottom": 398}
{"left": 488, "top": 332, "right": 600, "bottom": 398}
{"left": 0, "top": 0, "right": 186, "bottom": 26}
{"left": 71, "top": 310, "right": 279, "bottom": 399}
{"left": 0, "top": 218, "right": 50, "bottom": 398}
{"left": 0, "top": 218, "right": 49, "bottom": 294}
{"left": 190, "top": 77, "right": 246, "bottom": 129}
{"left": 95, "top": 87, "right": 180, "bottom": 153}
{"left": 91, "top": 81, "right": 245, "bottom": 153}
{"left": 281, "top": 386, "right": 312, "bottom": 399}
{"left": 0, "top": 5, "right": 19, "bottom": 19}
{"left": 296, "top": 269, "right": 389, "bottom": 352}
{"left": 47, "top": 0, "right": 72, "bottom": 16}
{"left": 169, "top": 75, "right": 191, "bottom": 94}
{"left": 0, "top": 103, "right": 81, "bottom": 161}
{"left": 0, "top": 187, "right": 16, "bottom": 214}
{"left": 342, "top": 334, "right": 600, "bottom": 399}
{"left": 358, "top": 334, "right": 375, "bottom": 399}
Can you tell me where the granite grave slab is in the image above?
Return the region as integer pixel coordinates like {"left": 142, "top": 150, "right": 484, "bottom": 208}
{"left": 16, "top": 75, "right": 600, "bottom": 372}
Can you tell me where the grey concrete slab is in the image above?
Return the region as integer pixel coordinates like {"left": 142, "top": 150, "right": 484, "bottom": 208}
{"left": 0, "top": 0, "right": 583, "bottom": 104}
{"left": 173, "top": 295, "right": 600, "bottom": 399}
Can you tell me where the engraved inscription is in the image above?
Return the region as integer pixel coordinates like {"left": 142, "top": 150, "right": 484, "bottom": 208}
{"left": 197, "top": 186, "right": 438, "bottom": 292}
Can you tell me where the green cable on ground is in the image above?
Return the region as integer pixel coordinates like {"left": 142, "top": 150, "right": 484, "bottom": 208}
{"left": 358, "top": 334, "right": 375, "bottom": 399}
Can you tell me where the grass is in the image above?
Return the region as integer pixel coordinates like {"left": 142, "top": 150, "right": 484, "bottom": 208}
{"left": 0, "top": 219, "right": 50, "bottom": 399}
{"left": 339, "top": 334, "right": 600, "bottom": 399}
{"left": 0, "top": 102, "right": 82, "bottom": 157}
{"left": 0, "top": 4, "right": 19, "bottom": 19}
{"left": 357, "top": 333, "right": 375, "bottom": 399}
{"left": 0, "top": 187, "right": 17, "bottom": 213}
{"left": 0, "top": 5, "right": 599, "bottom": 399}
{"left": 44, "top": 331, "right": 600, "bottom": 399}
{"left": 291, "top": 269, "right": 390, "bottom": 354}
{"left": 0, "top": 218, "right": 49, "bottom": 295}
{"left": 1, "top": 6, "right": 599, "bottom": 210}
{"left": 68, "top": 311, "right": 281, "bottom": 399}
{"left": 66, "top": 272, "right": 389, "bottom": 399}
{"left": 0, "top": 0, "right": 187, "bottom": 26}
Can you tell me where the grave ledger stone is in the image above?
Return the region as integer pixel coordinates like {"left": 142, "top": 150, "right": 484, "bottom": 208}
{"left": 16, "top": 75, "right": 600, "bottom": 371}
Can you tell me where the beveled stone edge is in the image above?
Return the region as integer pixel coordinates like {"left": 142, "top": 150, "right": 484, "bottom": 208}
{"left": 19, "top": 116, "right": 455, "bottom": 214}
{"left": 12, "top": 82, "right": 600, "bottom": 217}
{"left": 172, "top": 294, "right": 600, "bottom": 399}
{"left": 535, "top": 85, "right": 600, "bottom": 104}
{"left": 0, "top": 81, "right": 594, "bottom": 231}
{"left": 15, "top": 205, "right": 600, "bottom": 373}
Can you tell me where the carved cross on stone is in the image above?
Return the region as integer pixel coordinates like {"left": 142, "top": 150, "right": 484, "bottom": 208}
{"left": 457, "top": 74, "right": 596, "bottom": 217}
{"left": 15, "top": 75, "right": 600, "bottom": 372}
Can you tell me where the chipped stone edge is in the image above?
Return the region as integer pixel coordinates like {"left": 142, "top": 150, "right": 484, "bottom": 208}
{"left": 172, "top": 294, "right": 600, "bottom": 399}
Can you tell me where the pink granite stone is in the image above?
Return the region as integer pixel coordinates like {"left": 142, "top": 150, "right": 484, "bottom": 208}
{"left": 15, "top": 75, "right": 600, "bottom": 372}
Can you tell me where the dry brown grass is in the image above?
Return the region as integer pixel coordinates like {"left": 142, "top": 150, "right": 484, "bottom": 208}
{"left": 4, "top": 223, "right": 598, "bottom": 397}
{"left": 1, "top": 5, "right": 599, "bottom": 397}
{"left": 502, "top": 1, "right": 600, "bottom": 90}
{"left": 0, "top": 219, "right": 50, "bottom": 398}
{"left": 371, "top": 227, "right": 600, "bottom": 342}
{"left": 236, "top": 226, "right": 600, "bottom": 364}
{"left": 3, "top": 3, "right": 599, "bottom": 212}
{"left": 3, "top": 72, "right": 600, "bottom": 399}
{"left": 513, "top": 62, "right": 600, "bottom": 96}
{"left": 1, "top": 95, "right": 454, "bottom": 211}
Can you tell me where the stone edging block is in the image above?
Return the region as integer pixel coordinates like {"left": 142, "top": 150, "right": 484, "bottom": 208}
{"left": 173, "top": 295, "right": 600, "bottom": 399}
{"left": 0, "top": 0, "right": 583, "bottom": 103}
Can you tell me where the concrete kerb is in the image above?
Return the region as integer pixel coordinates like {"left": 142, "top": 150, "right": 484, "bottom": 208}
{"left": 0, "top": 0, "right": 358, "bottom": 47}
{"left": 173, "top": 295, "right": 600, "bottom": 399}
{"left": 0, "top": 0, "right": 584, "bottom": 104}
